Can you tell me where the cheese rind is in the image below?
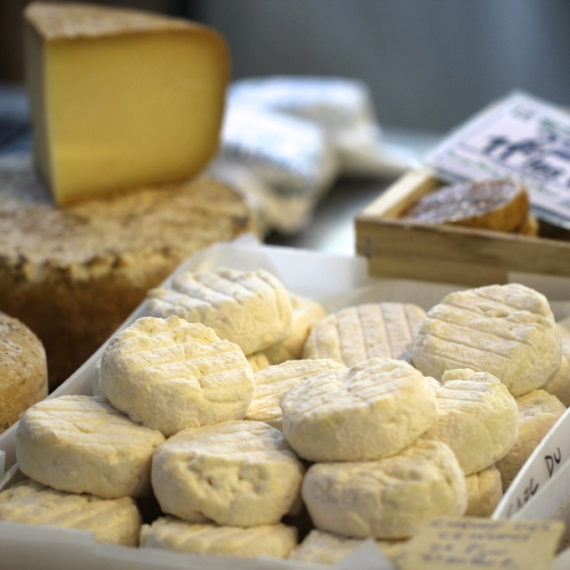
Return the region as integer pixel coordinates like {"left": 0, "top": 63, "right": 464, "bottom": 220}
{"left": 151, "top": 420, "right": 304, "bottom": 527}
{"left": 496, "top": 389, "right": 566, "bottom": 489}
{"left": 424, "top": 369, "right": 519, "bottom": 475}
{"left": 99, "top": 316, "right": 255, "bottom": 436}
{"left": 302, "top": 439, "right": 467, "bottom": 539}
{"left": 303, "top": 302, "right": 426, "bottom": 366}
{"left": 140, "top": 517, "right": 297, "bottom": 559}
{"left": 147, "top": 267, "right": 292, "bottom": 355}
{"left": 245, "top": 358, "right": 344, "bottom": 429}
{"left": 404, "top": 178, "right": 529, "bottom": 232}
{"left": 24, "top": 1, "right": 229, "bottom": 205}
{"left": 280, "top": 357, "right": 437, "bottom": 461}
{"left": 412, "top": 283, "right": 561, "bottom": 396}
{"left": 16, "top": 395, "right": 165, "bottom": 499}
{"left": 0, "top": 312, "right": 47, "bottom": 433}
{"left": 0, "top": 480, "right": 141, "bottom": 546}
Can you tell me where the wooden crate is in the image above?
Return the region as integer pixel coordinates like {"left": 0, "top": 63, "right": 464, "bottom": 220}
{"left": 355, "top": 168, "right": 570, "bottom": 286}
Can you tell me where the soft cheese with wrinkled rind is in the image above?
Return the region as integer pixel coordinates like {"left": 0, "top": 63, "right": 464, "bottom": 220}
{"left": 496, "top": 389, "right": 566, "bottom": 489}
{"left": 465, "top": 466, "right": 503, "bottom": 517}
{"left": 303, "top": 302, "right": 426, "bottom": 366}
{"left": 412, "top": 283, "right": 561, "bottom": 396}
{"left": 140, "top": 517, "right": 297, "bottom": 559}
{"left": 263, "top": 294, "right": 326, "bottom": 364}
{"left": 0, "top": 480, "right": 141, "bottom": 546}
{"left": 292, "top": 529, "right": 407, "bottom": 566}
{"left": 16, "top": 395, "right": 165, "bottom": 499}
{"left": 99, "top": 316, "right": 254, "bottom": 436}
{"left": 146, "top": 267, "right": 292, "bottom": 355}
{"left": 423, "top": 368, "right": 519, "bottom": 475}
{"left": 280, "top": 357, "right": 437, "bottom": 462}
{"left": 245, "top": 358, "right": 345, "bottom": 429}
{"left": 151, "top": 420, "right": 304, "bottom": 527}
{"left": 302, "top": 439, "right": 467, "bottom": 539}
{"left": 24, "top": 2, "right": 229, "bottom": 204}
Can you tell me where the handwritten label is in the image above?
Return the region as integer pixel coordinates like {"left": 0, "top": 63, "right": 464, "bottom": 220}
{"left": 505, "top": 477, "right": 541, "bottom": 518}
{"left": 493, "top": 408, "right": 569, "bottom": 519}
{"left": 545, "top": 446, "right": 562, "bottom": 477}
{"left": 425, "top": 91, "right": 570, "bottom": 226}
{"left": 400, "top": 517, "right": 565, "bottom": 570}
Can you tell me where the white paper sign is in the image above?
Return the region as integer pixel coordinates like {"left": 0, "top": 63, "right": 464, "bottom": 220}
{"left": 493, "top": 407, "right": 570, "bottom": 519}
{"left": 425, "top": 91, "right": 570, "bottom": 227}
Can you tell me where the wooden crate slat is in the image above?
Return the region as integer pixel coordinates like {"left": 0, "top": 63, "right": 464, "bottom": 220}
{"left": 355, "top": 169, "right": 570, "bottom": 285}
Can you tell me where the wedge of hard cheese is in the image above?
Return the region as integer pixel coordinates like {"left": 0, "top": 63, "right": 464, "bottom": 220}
{"left": 24, "top": 2, "right": 229, "bottom": 205}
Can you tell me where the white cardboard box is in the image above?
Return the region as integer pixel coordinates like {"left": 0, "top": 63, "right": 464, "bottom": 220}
{"left": 0, "top": 235, "right": 569, "bottom": 569}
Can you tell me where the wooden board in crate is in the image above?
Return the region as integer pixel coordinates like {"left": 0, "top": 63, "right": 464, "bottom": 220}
{"left": 355, "top": 168, "right": 570, "bottom": 286}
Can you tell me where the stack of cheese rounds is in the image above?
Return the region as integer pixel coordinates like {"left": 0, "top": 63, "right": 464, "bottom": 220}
{"left": 3, "top": 266, "right": 565, "bottom": 566}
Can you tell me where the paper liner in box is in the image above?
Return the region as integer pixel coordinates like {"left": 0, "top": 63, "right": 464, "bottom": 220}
{"left": 493, "top": 407, "right": 570, "bottom": 519}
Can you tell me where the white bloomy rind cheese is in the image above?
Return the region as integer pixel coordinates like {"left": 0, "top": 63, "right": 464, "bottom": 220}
{"left": 302, "top": 439, "right": 467, "bottom": 539}
{"left": 147, "top": 267, "right": 293, "bottom": 356}
{"left": 24, "top": 2, "right": 229, "bottom": 205}
{"left": 151, "top": 420, "right": 304, "bottom": 527}
{"left": 423, "top": 369, "right": 519, "bottom": 475}
{"left": 280, "top": 357, "right": 437, "bottom": 462}
{"left": 303, "top": 302, "right": 426, "bottom": 366}
{"left": 140, "top": 517, "right": 297, "bottom": 559}
{"left": 0, "top": 480, "right": 142, "bottom": 546}
{"left": 99, "top": 316, "right": 255, "bottom": 437}
{"left": 412, "top": 283, "right": 561, "bottom": 396}
{"left": 245, "top": 358, "right": 345, "bottom": 429}
{"left": 16, "top": 395, "right": 165, "bottom": 499}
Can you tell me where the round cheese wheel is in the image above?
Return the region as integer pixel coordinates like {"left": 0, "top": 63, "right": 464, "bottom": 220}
{"left": 0, "top": 312, "right": 47, "bottom": 433}
{"left": 140, "top": 517, "right": 297, "bottom": 559}
{"left": 412, "top": 283, "right": 561, "bottom": 396}
{"left": 302, "top": 439, "right": 467, "bottom": 539}
{"left": 16, "top": 395, "right": 165, "bottom": 499}
{"left": 280, "top": 357, "right": 437, "bottom": 462}
{"left": 404, "top": 178, "right": 529, "bottom": 232}
{"left": 151, "top": 420, "right": 304, "bottom": 527}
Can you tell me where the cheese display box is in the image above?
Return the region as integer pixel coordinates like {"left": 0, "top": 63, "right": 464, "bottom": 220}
{"left": 355, "top": 167, "right": 570, "bottom": 286}
{"left": 0, "top": 235, "right": 569, "bottom": 570}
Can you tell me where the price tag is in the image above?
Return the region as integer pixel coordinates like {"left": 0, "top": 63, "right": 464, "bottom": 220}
{"left": 425, "top": 91, "right": 570, "bottom": 227}
{"left": 400, "top": 517, "right": 565, "bottom": 570}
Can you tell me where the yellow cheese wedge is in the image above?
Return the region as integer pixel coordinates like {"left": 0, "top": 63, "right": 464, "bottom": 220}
{"left": 24, "top": 2, "right": 229, "bottom": 205}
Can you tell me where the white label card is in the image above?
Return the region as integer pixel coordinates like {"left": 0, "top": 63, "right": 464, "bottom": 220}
{"left": 400, "top": 517, "right": 564, "bottom": 570}
{"left": 425, "top": 91, "right": 570, "bottom": 224}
